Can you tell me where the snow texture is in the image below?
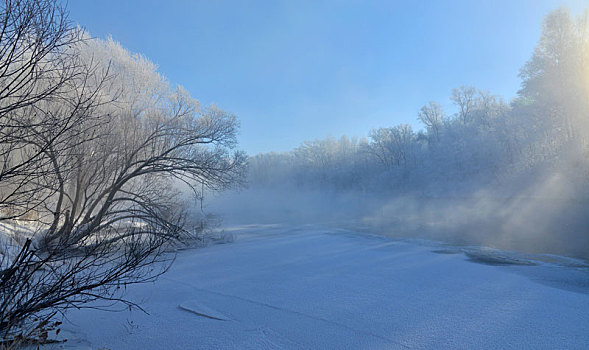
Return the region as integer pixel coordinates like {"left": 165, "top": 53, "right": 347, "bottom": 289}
{"left": 54, "top": 224, "right": 589, "bottom": 349}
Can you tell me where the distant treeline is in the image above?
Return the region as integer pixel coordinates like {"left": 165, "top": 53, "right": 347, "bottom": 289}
{"left": 249, "top": 8, "right": 589, "bottom": 198}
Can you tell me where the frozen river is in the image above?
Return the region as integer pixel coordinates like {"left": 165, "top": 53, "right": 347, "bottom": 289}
{"left": 60, "top": 224, "right": 589, "bottom": 349}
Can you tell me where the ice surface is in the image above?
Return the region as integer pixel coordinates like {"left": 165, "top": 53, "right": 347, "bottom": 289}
{"left": 56, "top": 224, "right": 589, "bottom": 349}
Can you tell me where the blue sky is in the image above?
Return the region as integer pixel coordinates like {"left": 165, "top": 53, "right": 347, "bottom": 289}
{"left": 68, "top": 0, "right": 587, "bottom": 155}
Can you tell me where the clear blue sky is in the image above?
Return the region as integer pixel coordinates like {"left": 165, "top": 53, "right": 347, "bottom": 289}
{"left": 68, "top": 0, "right": 587, "bottom": 155}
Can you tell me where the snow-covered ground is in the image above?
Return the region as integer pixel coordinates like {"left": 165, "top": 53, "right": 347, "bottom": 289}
{"left": 55, "top": 224, "right": 589, "bottom": 349}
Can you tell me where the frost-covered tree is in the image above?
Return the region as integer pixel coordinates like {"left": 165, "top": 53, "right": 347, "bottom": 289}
{"left": 451, "top": 86, "right": 477, "bottom": 124}
{"left": 368, "top": 125, "right": 416, "bottom": 169}
{"left": 417, "top": 102, "right": 444, "bottom": 142}
{"left": 38, "top": 38, "right": 246, "bottom": 252}
{"left": 519, "top": 8, "right": 589, "bottom": 145}
{"left": 0, "top": 3, "right": 245, "bottom": 343}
